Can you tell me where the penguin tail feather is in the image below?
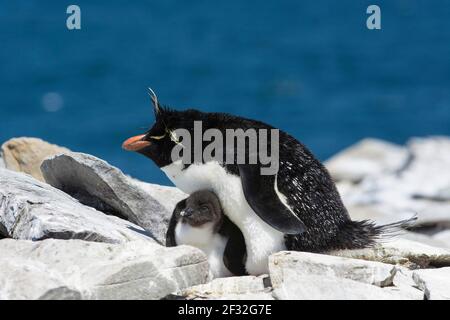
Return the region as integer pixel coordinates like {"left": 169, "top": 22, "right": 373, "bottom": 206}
{"left": 335, "top": 214, "right": 418, "bottom": 249}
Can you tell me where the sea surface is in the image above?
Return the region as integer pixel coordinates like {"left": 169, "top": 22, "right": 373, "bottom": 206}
{"left": 1, "top": 0, "right": 449, "bottom": 185}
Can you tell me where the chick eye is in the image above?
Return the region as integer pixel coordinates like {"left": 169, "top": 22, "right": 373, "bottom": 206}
{"left": 150, "top": 133, "right": 166, "bottom": 140}
{"left": 200, "top": 206, "right": 209, "bottom": 212}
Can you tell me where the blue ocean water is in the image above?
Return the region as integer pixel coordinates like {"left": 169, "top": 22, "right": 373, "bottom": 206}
{"left": 1, "top": 0, "right": 449, "bottom": 185}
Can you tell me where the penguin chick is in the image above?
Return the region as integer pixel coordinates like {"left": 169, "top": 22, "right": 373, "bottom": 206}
{"left": 166, "top": 190, "right": 247, "bottom": 278}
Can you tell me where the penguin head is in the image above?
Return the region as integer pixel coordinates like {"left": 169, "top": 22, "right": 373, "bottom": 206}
{"left": 122, "top": 90, "right": 204, "bottom": 168}
{"left": 179, "top": 190, "right": 223, "bottom": 229}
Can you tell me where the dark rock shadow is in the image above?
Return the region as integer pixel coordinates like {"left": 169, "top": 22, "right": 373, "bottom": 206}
{"left": 0, "top": 224, "right": 9, "bottom": 239}
{"left": 64, "top": 188, "right": 130, "bottom": 221}
{"left": 127, "top": 225, "right": 158, "bottom": 241}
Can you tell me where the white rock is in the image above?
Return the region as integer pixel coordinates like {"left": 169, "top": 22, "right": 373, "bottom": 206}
{"left": 340, "top": 137, "right": 450, "bottom": 227}
{"left": 269, "top": 251, "right": 396, "bottom": 287}
{"left": 0, "top": 168, "right": 156, "bottom": 243}
{"left": 346, "top": 201, "right": 450, "bottom": 228}
{"left": 268, "top": 251, "right": 424, "bottom": 300}
{"left": 413, "top": 267, "right": 450, "bottom": 300}
{"left": 330, "top": 239, "right": 450, "bottom": 268}
{"left": 178, "top": 275, "right": 274, "bottom": 300}
{"left": 432, "top": 230, "right": 450, "bottom": 249}
{"left": 0, "top": 259, "right": 72, "bottom": 300}
{"left": 271, "top": 275, "right": 416, "bottom": 300}
{"left": 382, "top": 286, "right": 424, "bottom": 300}
{"left": 389, "top": 267, "right": 424, "bottom": 300}
{"left": 405, "top": 137, "right": 450, "bottom": 200}
{"left": 397, "top": 231, "right": 450, "bottom": 250}
{"left": 392, "top": 267, "right": 417, "bottom": 288}
{"left": 0, "top": 156, "right": 4, "bottom": 169}
{"left": 0, "top": 239, "right": 210, "bottom": 300}
{"left": 325, "top": 138, "right": 408, "bottom": 183}
{"left": 41, "top": 153, "right": 171, "bottom": 244}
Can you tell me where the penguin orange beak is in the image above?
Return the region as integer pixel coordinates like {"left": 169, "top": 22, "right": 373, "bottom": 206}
{"left": 122, "top": 134, "right": 151, "bottom": 151}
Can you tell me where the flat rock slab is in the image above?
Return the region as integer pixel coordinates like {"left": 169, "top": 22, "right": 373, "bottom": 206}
{"left": 271, "top": 275, "right": 419, "bottom": 300}
{"left": 0, "top": 168, "right": 155, "bottom": 243}
{"left": 269, "top": 251, "right": 396, "bottom": 287}
{"left": 269, "top": 251, "right": 423, "bottom": 300}
{"left": 330, "top": 239, "right": 450, "bottom": 268}
{"left": 0, "top": 239, "right": 210, "bottom": 300}
{"left": 41, "top": 153, "right": 171, "bottom": 244}
{"left": 178, "top": 275, "right": 274, "bottom": 300}
{"left": 413, "top": 267, "right": 450, "bottom": 300}
{"left": 1, "top": 137, "right": 70, "bottom": 182}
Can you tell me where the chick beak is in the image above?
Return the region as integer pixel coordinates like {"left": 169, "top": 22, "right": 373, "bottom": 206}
{"left": 122, "top": 134, "right": 151, "bottom": 151}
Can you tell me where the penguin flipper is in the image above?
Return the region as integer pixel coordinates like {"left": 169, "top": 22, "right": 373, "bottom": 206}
{"left": 165, "top": 198, "right": 187, "bottom": 247}
{"left": 238, "top": 164, "right": 306, "bottom": 235}
{"left": 222, "top": 216, "right": 248, "bottom": 276}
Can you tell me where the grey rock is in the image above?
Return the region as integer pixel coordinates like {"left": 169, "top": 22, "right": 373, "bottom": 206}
{"left": 41, "top": 153, "right": 171, "bottom": 244}
{"left": 0, "top": 155, "right": 4, "bottom": 169}
{"left": 178, "top": 275, "right": 274, "bottom": 300}
{"left": 0, "top": 239, "right": 210, "bottom": 300}
{"left": 404, "top": 137, "right": 450, "bottom": 201}
{"left": 432, "top": 230, "right": 450, "bottom": 249}
{"left": 330, "top": 239, "right": 450, "bottom": 268}
{"left": 0, "top": 257, "right": 70, "bottom": 300}
{"left": 413, "top": 267, "right": 450, "bottom": 300}
{"left": 397, "top": 231, "right": 450, "bottom": 249}
{"left": 273, "top": 274, "right": 420, "bottom": 300}
{"left": 325, "top": 138, "right": 408, "bottom": 183}
{"left": 269, "top": 251, "right": 396, "bottom": 287}
{"left": 339, "top": 137, "right": 450, "bottom": 227}
{"left": 1, "top": 137, "right": 70, "bottom": 182}
{"left": 380, "top": 286, "right": 424, "bottom": 300}
{"left": 344, "top": 201, "right": 450, "bottom": 233}
{"left": 131, "top": 178, "right": 187, "bottom": 213}
{"left": 0, "top": 168, "right": 156, "bottom": 243}
{"left": 268, "top": 251, "right": 423, "bottom": 300}
{"left": 271, "top": 275, "right": 417, "bottom": 300}
{"left": 389, "top": 267, "right": 425, "bottom": 300}
{"left": 392, "top": 267, "right": 417, "bottom": 289}
{"left": 38, "top": 287, "right": 83, "bottom": 300}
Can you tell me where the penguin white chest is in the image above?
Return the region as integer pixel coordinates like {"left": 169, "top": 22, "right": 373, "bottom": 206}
{"left": 162, "top": 160, "right": 286, "bottom": 275}
{"left": 175, "top": 221, "right": 232, "bottom": 278}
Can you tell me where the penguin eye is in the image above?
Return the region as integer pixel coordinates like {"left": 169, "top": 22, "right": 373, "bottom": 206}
{"left": 200, "top": 205, "right": 209, "bottom": 212}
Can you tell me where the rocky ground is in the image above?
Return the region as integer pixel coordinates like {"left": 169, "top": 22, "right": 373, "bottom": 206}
{"left": 1, "top": 136, "right": 449, "bottom": 300}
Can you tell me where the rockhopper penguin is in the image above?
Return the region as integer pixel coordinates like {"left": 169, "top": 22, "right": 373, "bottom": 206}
{"left": 166, "top": 190, "right": 247, "bottom": 278}
{"left": 123, "top": 92, "right": 416, "bottom": 275}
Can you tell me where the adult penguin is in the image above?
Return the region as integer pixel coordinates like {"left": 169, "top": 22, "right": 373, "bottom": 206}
{"left": 123, "top": 91, "right": 415, "bottom": 275}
